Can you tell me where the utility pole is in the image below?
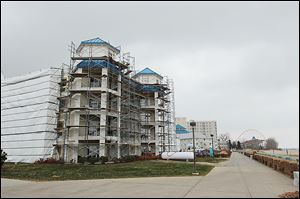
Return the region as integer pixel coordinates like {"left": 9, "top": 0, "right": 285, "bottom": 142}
{"left": 190, "top": 121, "right": 198, "bottom": 175}
{"left": 210, "top": 134, "right": 214, "bottom": 157}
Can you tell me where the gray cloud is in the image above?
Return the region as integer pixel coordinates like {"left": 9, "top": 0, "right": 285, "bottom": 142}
{"left": 1, "top": 1, "right": 299, "bottom": 148}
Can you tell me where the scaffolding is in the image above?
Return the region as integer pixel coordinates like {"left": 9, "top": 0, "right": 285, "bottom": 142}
{"left": 138, "top": 77, "right": 176, "bottom": 155}
{"left": 165, "top": 77, "right": 176, "bottom": 151}
{"left": 55, "top": 38, "right": 176, "bottom": 162}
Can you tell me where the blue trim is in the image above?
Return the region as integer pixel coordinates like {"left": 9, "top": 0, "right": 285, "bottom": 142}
{"left": 81, "top": 38, "right": 106, "bottom": 45}
{"left": 176, "top": 124, "right": 190, "bottom": 134}
{"left": 141, "top": 85, "right": 160, "bottom": 92}
{"left": 80, "top": 37, "right": 120, "bottom": 53}
{"left": 76, "top": 60, "right": 120, "bottom": 73}
{"left": 140, "top": 84, "right": 167, "bottom": 93}
{"left": 134, "top": 67, "right": 162, "bottom": 78}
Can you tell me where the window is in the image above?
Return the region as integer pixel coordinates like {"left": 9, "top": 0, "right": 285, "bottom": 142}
{"left": 90, "top": 78, "right": 101, "bottom": 87}
{"left": 87, "top": 146, "right": 99, "bottom": 157}
{"left": 88, "top": 126, "right": 97, "bottom": 136}
{"left": 59, "top": 99, "right": 66, "bottom": 108}
{"left": 145, "top": 113, "right": 151, "bottom": 122}
{"left": 89, "top": 99, "right": 100, "bottom": 109}
{"left": 88, "top": 120, "right": 99, "bottom": 136}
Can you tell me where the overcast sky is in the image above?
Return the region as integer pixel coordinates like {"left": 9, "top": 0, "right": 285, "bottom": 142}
{"left": 1, "top": 1, "right": 299, "bottom": 148}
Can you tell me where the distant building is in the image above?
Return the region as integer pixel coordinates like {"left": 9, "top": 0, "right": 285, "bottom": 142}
{"left": 175, "top": 117, "right": 218, "bottom": 151}
{"left": 175, "top": 124, "right": 192, "bottom": 151}
{"left": 242, "top": 136, "right": 264, "bottom": 150}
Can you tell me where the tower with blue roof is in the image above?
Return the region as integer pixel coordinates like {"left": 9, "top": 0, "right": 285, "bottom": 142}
{"left": 132, "top": 67, "right": 177, "bottom": 155}
{"left": 133, "top": 67, "right": 163, "bottom": 84}
{"left": 76, "top": 37, "right": 120, "bottom": 58}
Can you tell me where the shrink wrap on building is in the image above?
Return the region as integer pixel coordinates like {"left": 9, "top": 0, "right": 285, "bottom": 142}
{"left": 1, "top": 68, "right": 61, "bottom": 163}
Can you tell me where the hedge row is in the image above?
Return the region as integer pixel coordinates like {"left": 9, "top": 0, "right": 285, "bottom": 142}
{"left": 243, "top": 150, "right": 256, "bottom": 157}
{"left": 78, "top": 155, "right": 141, "bottom": 164}
{"left": 197, "top": 149, "right": 232, "bottom": 158}
{"left": 253, "top": 154, "right": 299, "bottom": 178}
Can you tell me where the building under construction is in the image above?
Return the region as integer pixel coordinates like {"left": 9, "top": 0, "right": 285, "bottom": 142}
{"left": 1, "top": 37, "right": 177, "bottom": 163}
{"left": 52, "top": 37, "right": 177, "bottom": 163}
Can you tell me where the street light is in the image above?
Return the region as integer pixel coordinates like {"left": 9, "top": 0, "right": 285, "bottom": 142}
{"left": 210, "top": 134, "right": 214, "bottom": 157}
{"left": 190, "top": 121, "right": 198, "bottom": 175}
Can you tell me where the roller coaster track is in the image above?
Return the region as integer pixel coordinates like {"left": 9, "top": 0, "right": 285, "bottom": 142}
{"left": 236, "top": 129, "right": 266, "bottom": 141}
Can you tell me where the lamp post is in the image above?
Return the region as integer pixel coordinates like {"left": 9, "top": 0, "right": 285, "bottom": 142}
{"left": 190, "top": 121, "right": 198, "bottom": 175}
{"left": 210, "top": 134, "right": 214, "bottom": 157}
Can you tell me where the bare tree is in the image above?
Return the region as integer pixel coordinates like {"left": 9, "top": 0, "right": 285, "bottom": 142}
{"left": 232, "top": 141, "right": 237, "bottom": 149}
{"left": 237, "top": 141, "right": 242, "bottom": 150}
{"left": 265, "top": 137, "right": 278, "bottom": 150}
{"left": 218, "top": 133, "right": 231, "bottom": 149}
{"left": 219, "top": 133, "right": 230, "bottom": 142}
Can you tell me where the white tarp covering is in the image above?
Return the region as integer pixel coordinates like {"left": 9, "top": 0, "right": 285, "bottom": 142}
{"left": 1, "top": 68, "right": 61, "bottom": 163}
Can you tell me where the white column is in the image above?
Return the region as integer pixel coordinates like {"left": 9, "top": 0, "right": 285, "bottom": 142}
{"left": 99, "top": 68, "right": 108, "bottom": 157}
{"left": 117, "top": 74, "right": 121, "bottom": 158}
{"left": 154, "top": 92, "right": 159, "bottom": 155}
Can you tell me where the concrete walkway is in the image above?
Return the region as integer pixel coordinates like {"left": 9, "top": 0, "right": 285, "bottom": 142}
{"left": 1, "top": 152, "right": 298, "bottom": 198}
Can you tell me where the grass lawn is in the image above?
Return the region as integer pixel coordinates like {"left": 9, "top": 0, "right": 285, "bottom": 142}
{"left": 196, "top": 157, "right": 228, "bottom": 163}
{"left": 1, "top": 160, "right": 214, "bottom": 181}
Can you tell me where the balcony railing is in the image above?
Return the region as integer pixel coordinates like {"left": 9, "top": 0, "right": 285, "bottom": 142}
{"left": 140, "top": 100, "right": 155, "bottom": 107}
{"left": 140, "top": 121, "right": 156, "bottom": 126}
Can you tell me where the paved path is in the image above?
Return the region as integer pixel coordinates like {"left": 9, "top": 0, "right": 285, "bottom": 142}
{"left": 1, "top": 152, "right": 298, "bottom": 198}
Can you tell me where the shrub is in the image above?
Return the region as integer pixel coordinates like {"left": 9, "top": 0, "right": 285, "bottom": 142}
{"left": 1, "top": 149, "right": 7, "bottom": 167}
{"left": 218, "top": 149, "right": 232, "bottom": 158}
{"left": 111, "top": 157, "right": 120, "bottom": 163}
{"left": 87, "top": 157, "right": 99, "bottom": 164}
{"left": 78, "top": 156, "right": 109, "bottom": 164}
{"left": 120, "top": 155, "right": 139, "bottom": 163}
{"left": 197, "top": 149, "right": 210, "bottom": 157}
{"left": 99, "top": 156, "right": 108, "bottom": 164}
{"left": 78, "top": 156, "right": 87, "bottom": 163}
{"left": 119, "top": 156, "right": 127, "bottom": 163}
{"left": 79, "top": 155, "right": 139, "bottom": 164}
{"left": 138, "top": 155, "right": 160, "bottom": 161}
{"left": 34, "top": 157, "right": 62, "bottom": 164}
